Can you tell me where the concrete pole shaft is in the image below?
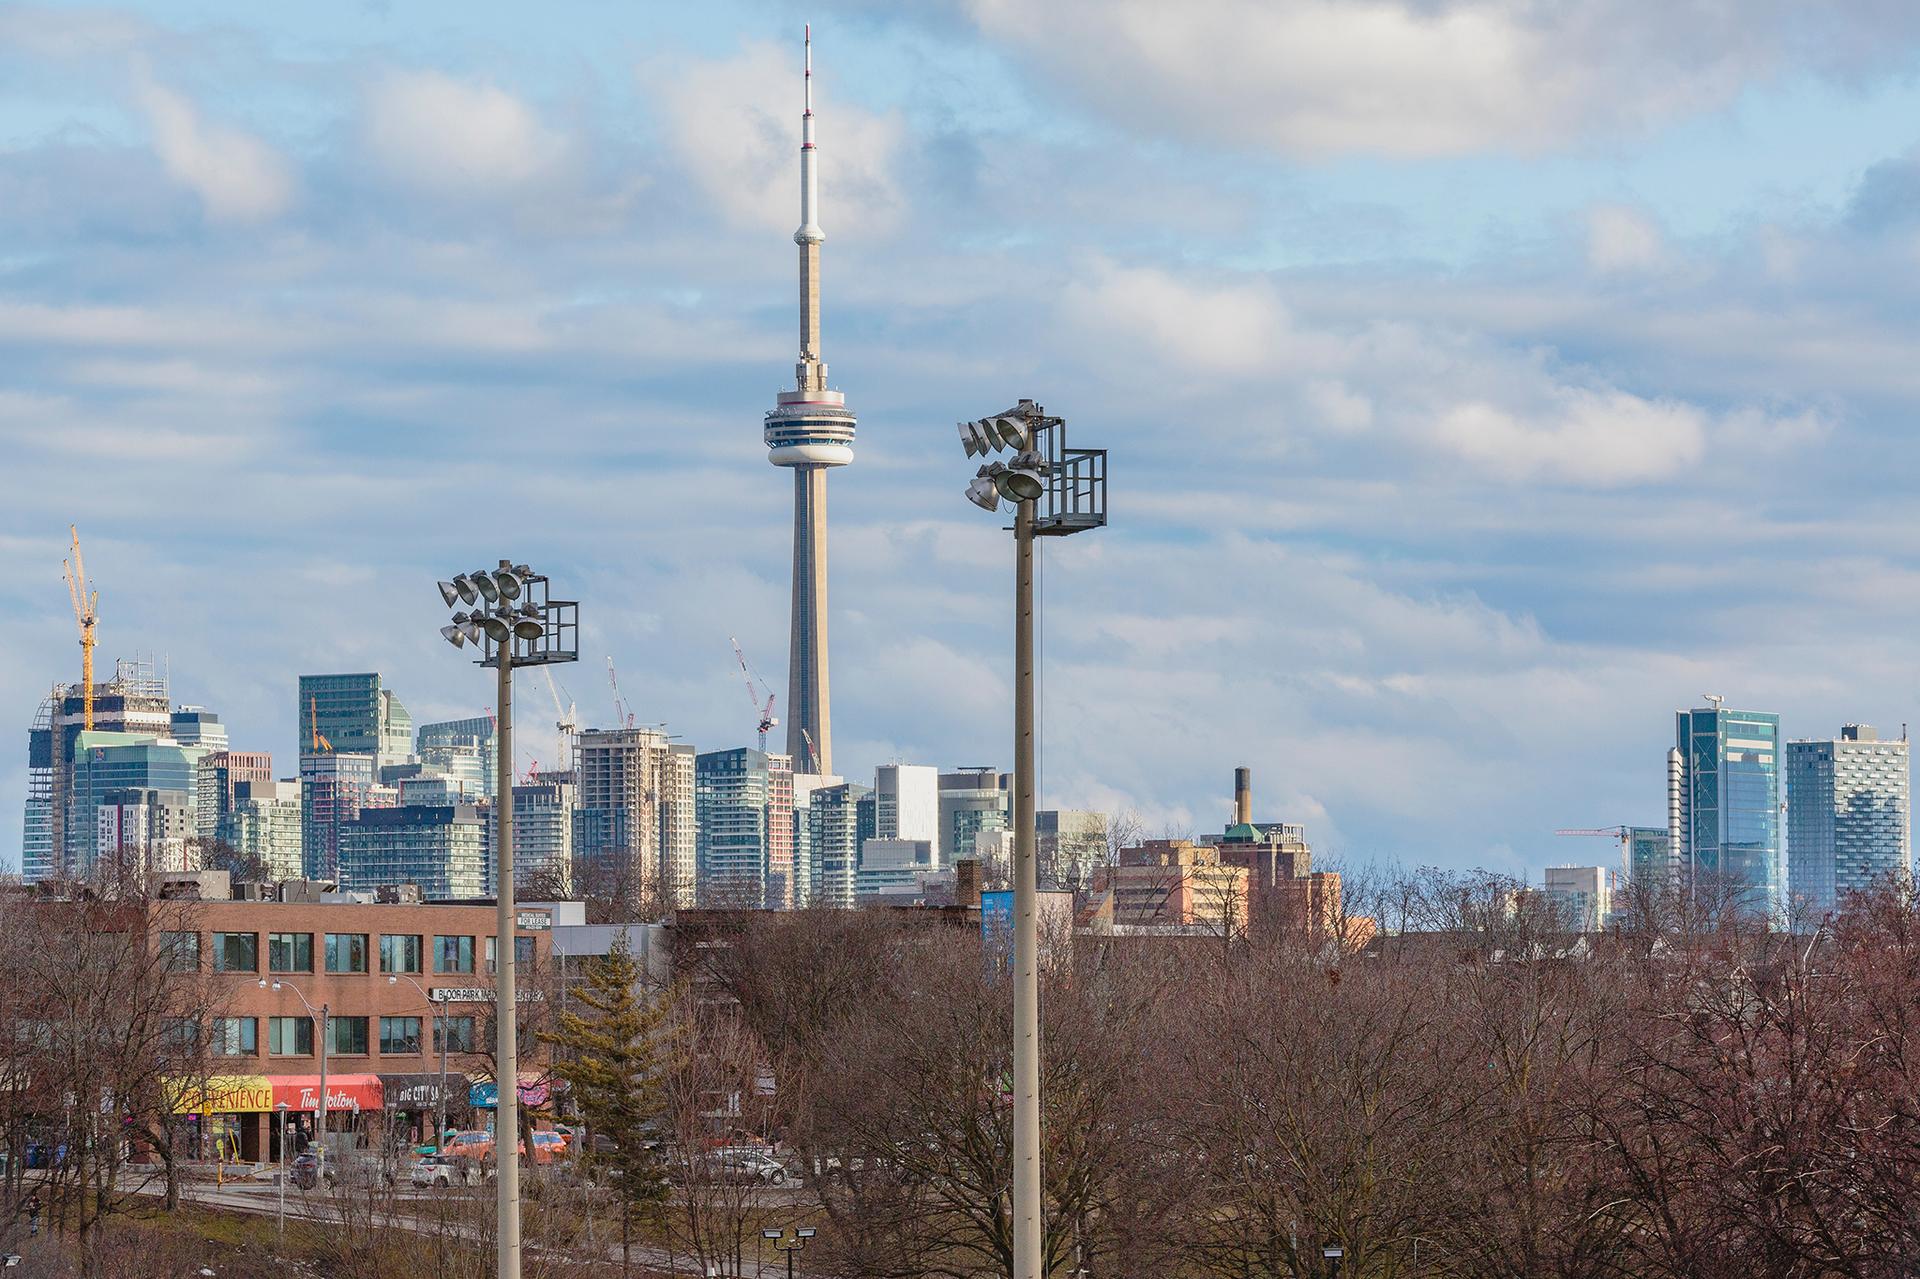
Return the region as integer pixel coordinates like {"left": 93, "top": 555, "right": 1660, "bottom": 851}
{"left": 1012, "top": 496, "right": 1043, "bottom": 1279}
{"left": 496, "top": 652, "right": 522, "bottom": 1279}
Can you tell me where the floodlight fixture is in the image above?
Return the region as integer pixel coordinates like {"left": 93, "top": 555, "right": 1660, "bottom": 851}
{"left": 512, "top": 615, "right": 544, "bottom": 642}
{"left": 440, "top": 624, "right": 468, "bottom": 648}
{"left": 797, "top": 1228, "right": 816, "bottom": 1239}
{"left": 966, "top": 476, "right": 1002, "bottom": 511}
{"left": 990, "top": 415, "right": 1026, "bottom": 449}
{"left": 473, "top": 571, "right": 500, "bottom": 603}
{"left": 438, "top": 580, "right": 462, "bottom": 607}
{"left": 763, "top": 1229, "right": 784, "bottom": 1241}
{"left": 494, "top": 568, "right": 524, "bottom": 601}
{"left": 480, "top": 615, "right": 512, "bottom": 643}
{"left": 450, "top": 575, "right": 479, "bottom": 604}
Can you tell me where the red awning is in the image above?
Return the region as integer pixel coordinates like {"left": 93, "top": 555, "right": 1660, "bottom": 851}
{"left": 270, "top": 1074, "right": 383, "bottom": 1114}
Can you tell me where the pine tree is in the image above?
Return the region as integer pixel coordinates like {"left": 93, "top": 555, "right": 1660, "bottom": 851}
{"left": 542, "top": 928, "right": 671, "bottom": 1274}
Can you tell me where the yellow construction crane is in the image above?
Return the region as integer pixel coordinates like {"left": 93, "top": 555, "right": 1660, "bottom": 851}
{"left": 310, "top": 695, "right": 333, "bottom": 753}
{"left": 62, "top": 524, "right": 99, "bottom": 731}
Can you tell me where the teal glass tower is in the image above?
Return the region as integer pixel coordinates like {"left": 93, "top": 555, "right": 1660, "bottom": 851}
{"left": 1670, "top": 704, "right": 1784, "bottom": 916}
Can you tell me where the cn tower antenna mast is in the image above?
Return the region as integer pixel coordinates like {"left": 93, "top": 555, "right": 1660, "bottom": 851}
{"left": 765, "top": 24, "right": 854, "bottom": 776}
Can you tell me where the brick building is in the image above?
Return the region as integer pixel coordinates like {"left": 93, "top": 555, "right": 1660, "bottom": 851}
{"left": 159, "top": 895, "right": 556, "bottom": 1162}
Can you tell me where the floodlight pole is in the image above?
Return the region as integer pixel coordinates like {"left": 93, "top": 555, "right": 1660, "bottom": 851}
{"left": 1012, "top": 474, "right": 1042, "bottom": 1279}
{"left": 494, "top": 646, "right": 522, "bottom": 1279}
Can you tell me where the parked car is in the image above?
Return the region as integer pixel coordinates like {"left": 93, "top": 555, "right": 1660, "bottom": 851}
{"left": 410, "top": 1153, "right": 483, "bottom": 1188}
{"left": 441, "top": 1129, "right": 572, "bottom": 1166}
{"left": 696, "top": 1147, "right": 792, "bottom": 1186}
{"left": 289, "top": 1152, "right": 326, "bottom": 1190}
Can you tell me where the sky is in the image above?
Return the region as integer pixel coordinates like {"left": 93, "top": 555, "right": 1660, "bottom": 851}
{"left": 7, "top": 0, "right": 1920, "bottom": 879}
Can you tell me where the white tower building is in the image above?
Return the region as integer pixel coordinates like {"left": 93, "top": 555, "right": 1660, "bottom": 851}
{"left": 764, "top": 26, "right": 855, "bottom": 777}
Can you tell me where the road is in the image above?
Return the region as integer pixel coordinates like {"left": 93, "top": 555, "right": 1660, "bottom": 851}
{"left": 121, "top": 1168, "right": 820, "bottom": 1277}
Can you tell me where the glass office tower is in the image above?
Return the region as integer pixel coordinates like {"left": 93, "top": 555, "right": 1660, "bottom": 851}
{"left": 1672, "top": 706, "right": 1784, "bottom": 917}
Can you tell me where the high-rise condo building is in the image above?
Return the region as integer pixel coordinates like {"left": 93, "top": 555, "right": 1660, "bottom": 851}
{"left": 1623, "top": 826, "right": 1671, "bottom": 887}
{"left": 1038, "top": 809, "right": 1110, "bottom": 893}
{"left": 65, "top": 729, "right": 207, "bottom": 878}
{"left": 417, "top": 716, "right": 496, "bottom": 799}
{"left": 695, "top": 747, "right": 794, "bottom": 908}
{"left": 95, "top": 787, "right": 196, "bottom": 876}
{"left": 513, "top": 772, "right": 577, "bottom": 895}
{"left": 297, "top": 673, "right": 412, "bottom": 767}
{"left": 573, "top": 728, "right": 696, "bottom": 908}
{"left": 806, "top": 779, "right": 872, "bottom": 908}
{"left": 1543, "top": 865, "right": 1613, "bottom": 931}
{"left": 1668, "top": 704, "right": 1784, "bottom": 917}
{"left": 339, "top": 804, "right": 489, "bottom": 900}
{"left": 938, "top": 768, "right": 1009, "bottom": 866}
{"left": 24, "top": 658, "right": 171, "bottom": 881}
{"left": 197, "top": 750, "right": 273, "bottom": 842}
{"left": 765, "top": 29, "right": 855, "bottom": 778}
{"left": 300, "top": 751, "right": 378, "bottom": 880}
{"left": 792, "top": 771, "right": 845, "bottom": 909}
{"left": 169, "top": 706, "right": 228, "bottom": 751}
{"left": 1786, "top": 725, "right": 1911, "bottom": 915}
{"left": 221, "top": 778, "right": 303, "bottom": 880}
{"left": 874, "top": 764, "right": 939, "bottom": 844}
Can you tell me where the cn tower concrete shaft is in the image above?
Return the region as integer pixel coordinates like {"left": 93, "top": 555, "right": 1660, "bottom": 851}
{"left": 787, "top": 464, "right": 831, "bottom": 774}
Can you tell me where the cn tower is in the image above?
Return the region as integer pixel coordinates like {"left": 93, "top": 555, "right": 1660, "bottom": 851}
{"left": 764, "top": 25, "right": 853, "bottom": 776}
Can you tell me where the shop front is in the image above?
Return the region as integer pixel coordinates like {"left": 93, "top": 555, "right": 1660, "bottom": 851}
{"left": 270, "top": 1074, "right": 384, "bottom": 1153}
{"left": 379, "top": 1072, "right": 466, "bottom": 1150}
{"left": 167, "top": 1074, "right": 274, "bottom": 1162}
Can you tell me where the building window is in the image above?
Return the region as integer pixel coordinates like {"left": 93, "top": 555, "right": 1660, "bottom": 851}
{"left": 212, "top": 932, "right": 257, "bottom": 973}
{"left": 162, "top": 1017, "right": 200, "bottom": 1054}
{"left": 432, "top": 1015, "right": 475, "bottom": 1054}
{"left": 268, "top": 932, "right": 313, "bottom": 973}
{"left": 325, "top": 933, "right": 368, "bottom": 974}
{"left": 268, "top": 1016, "right": 313, "bottom": 1056}
{"left": 434, "top": 936, "right": 474, "bottom": 974}
{"left": 329, "top": 1016, "right": 370, "bottom": 1055}
{"left": 484, "top": 936, "right": 540, "bottom": 974}
{"left": 159, "top": 931, "right": 200, "bottom": 973}
{"left": 212, "top": 1017, "right": 258, "bottom": 1056}
{"left": 380, "top": 1016, "right": 422, "bottom": 1056}
{"left": 380, "top": 934, "right": 423, "bottom": 974}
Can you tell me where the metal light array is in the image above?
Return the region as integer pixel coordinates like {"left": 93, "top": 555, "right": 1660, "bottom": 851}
{"left": 957, "top": 400, "right": 1052, "bottom": 513}
{"left": 436, "top": 561, "right": 579, "bottom": 669}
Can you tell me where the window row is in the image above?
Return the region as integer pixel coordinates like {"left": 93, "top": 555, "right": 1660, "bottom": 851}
{"left": 181, "top": 1014, "right": 478, "bottom": 1057}
{"left": 164, "top": 931, "right": 534, "bottom": 975}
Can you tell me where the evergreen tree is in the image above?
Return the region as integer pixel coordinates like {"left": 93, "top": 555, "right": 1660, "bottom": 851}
{"left": 542, "top": 928, "right": 671, "bottom": 1273}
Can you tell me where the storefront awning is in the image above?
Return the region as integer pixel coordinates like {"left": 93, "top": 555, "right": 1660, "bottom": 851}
{"left": 168, "top": 1074, "right": 273, "bottom": 1115}
{"left": 271, "top": 1074, "right": 383, "bottom": 1114}
{"left": 378, "top": 1072, "right": 460, "bottom": 1110}
{"left": 469, "top": 1073, "right": 555, "bottom": 1109}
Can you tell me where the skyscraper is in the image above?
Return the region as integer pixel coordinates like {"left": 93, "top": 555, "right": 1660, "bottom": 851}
{"left": 221, "top": 778, "right": 303, "bottom": 880}
{"left": 297, "top": 673, "right": 411, "bottom": 766}
{"left": 574, "top": 728, "right": 697, "bottom": 907}
{"left": 417, "top": 716, "right": 496, "bottom": 799}
{"left": 1786, "top": 724, "right": 1910, "bottom": 914}
{"left": 938, "top": 768, "right": 1009, "bottom": 865}
{"left": 65, "top": 729, "right": 207, "bottom": 877}
{"left": 807, "top": 779, "right": 872, "bottom": 909}
{"left": 24, "top": 658, "right": 171, "bottom": 882}
{"left": 764, "top": 28, "right": 855, "bottom": 777}
{"left": 1669, "top": 704, "right": 1784, "bottom": 916}
{"left": 300, "top": 751, "right": 377, "bottom": 880}
{"left": 874, "top": 764, "right": 939, "bottom": 843}
{"left": 695, "top": 747, "right": 794, "bottom": 908}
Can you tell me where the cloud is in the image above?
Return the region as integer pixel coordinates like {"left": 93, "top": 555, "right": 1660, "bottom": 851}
{"left": 363, "top": 70, "right": 569, "bottom": 195}
{"left": 1586, "top": 204, "right": 1667, "bottom": 274}
{"left": 964, "top": 0, "right": 1920, "bottom": 156}
{"left": 653, "top": 41, "right": 904, "bottom": 236}
{"left": 1434, "top": 390, "right": 1707, "bottom": 486}
{"left": 132, "top": 72, "right": 293, "bottom": 222}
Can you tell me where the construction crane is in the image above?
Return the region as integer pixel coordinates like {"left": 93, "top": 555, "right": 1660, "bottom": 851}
{"left": 730, "top": 636, "right": 777, "bottom": 750}
{"left": 62, "top": 525, "right": 99, "bottom": 731}
{"left": 543, "top": 668, "right": 578, "bottom": 773}
{"left": 309, "top": 694, "right": 333, "bottom": 753}
{"left": 606, "top": 656, "right": 635, "bottom": 729}
{"left": 799, "top": 726, "right": 820, "bottom": 775}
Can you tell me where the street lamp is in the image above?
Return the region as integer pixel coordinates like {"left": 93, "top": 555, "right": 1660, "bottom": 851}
{"left": 264, "top": 977, "right": 329, "bottom": 1187}
{"left": 1323, "top": 1244, "right": 1344, "bottom": 1278}
{"left": 391, "top": 973, "right": 451, "bottom": 1153}
{"left": 952, "top": 399, "right": 1106, "bottom": 1279}
{"left": 762, "top": 1227, "right": 816, "bottom": 1279}
{"left": 274, "top": 1100, "right": 291, "bottom": 1251}
{"left": 435, "top": 559, "right": 577, "bottom": 1279}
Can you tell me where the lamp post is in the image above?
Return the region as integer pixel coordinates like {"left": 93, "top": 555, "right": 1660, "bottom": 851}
{"left": 274, "top": 1100, "right": 290, "bottom": 1251}
{"left": 955, "top": 400, "right": 1106, "bottom": 1279}
{"left": 264, "top": 977, "right": 328, "bottom": 1185}
{"left": 391, "top": 973, "right": 450, "bottom": 1152}
{"left": 1323, "top": 1244, "right": 1344, "bottom": 1279}
{"left": 436, "top": 561, "right": 578, "bottom": 1279}
{"left": 761, "top": 1227, "right": 816, "bottom": 1279}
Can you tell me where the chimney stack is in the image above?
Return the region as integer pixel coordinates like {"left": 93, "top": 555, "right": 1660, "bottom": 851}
{"left": 1234, "top": 766, "right": 1252, "bottom": 827}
